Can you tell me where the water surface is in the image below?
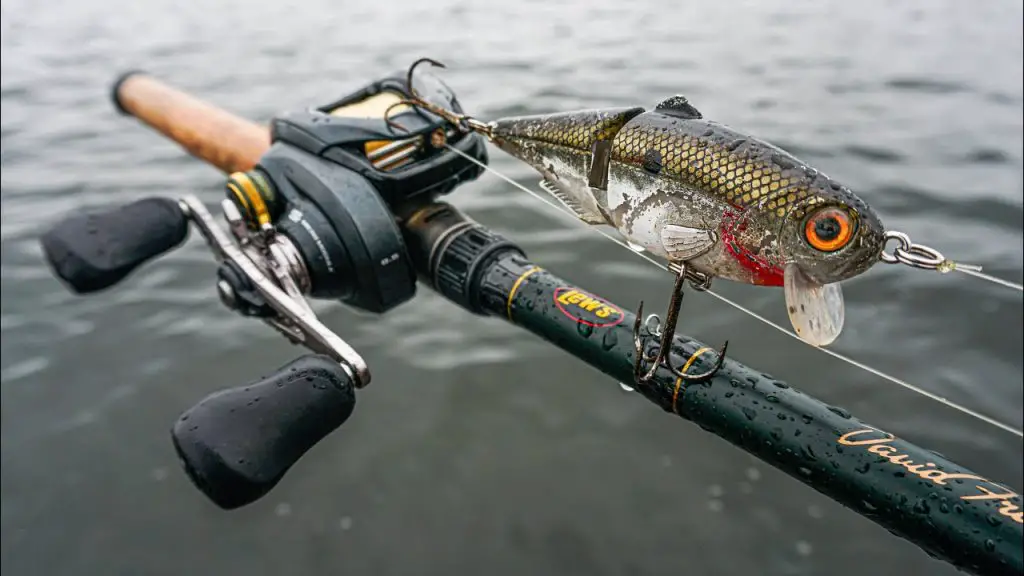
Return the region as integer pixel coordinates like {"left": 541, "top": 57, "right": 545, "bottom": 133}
{"left": 2, "top": 1, "right": 1022, "bottom": 574}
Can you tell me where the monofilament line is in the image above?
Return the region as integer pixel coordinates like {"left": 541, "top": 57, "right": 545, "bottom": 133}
{"left": 956, "top": 267, "right": 1024, "bottom": 292}
{"left": 445, "top": 144, "right": 1024, "bottom": 439}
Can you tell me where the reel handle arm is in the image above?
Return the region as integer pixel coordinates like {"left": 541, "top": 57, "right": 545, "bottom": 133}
{"left": 39, "top": 192, "right": 371, "bottom": 510}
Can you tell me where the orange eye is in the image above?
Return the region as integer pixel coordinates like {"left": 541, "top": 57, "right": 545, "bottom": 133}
{"left": 804, "top": 207, "right": 855, "bottom": 252}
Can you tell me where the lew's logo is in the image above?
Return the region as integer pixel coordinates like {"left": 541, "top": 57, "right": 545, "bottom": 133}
{"left": 553, "top": 287, "right": 624, "bottom": 328}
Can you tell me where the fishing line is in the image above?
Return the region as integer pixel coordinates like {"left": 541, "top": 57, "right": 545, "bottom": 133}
{"left": 956, "top": 268, "right": 1024, "bottom": 292}
{"left": 445, "top": 144, "right": 1024, "bottom": 438}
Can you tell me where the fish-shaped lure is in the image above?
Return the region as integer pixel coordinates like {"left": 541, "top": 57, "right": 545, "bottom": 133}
{"left": 486, "top": 98, "right": 886, "bottom": 348}
{"left": 387, "top": 59, "right": 887, "bottom": 379}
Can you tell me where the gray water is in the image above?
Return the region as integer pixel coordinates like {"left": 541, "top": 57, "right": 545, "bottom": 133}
{"left": 2, "top": 1, "right": 1022, "bottom": 574}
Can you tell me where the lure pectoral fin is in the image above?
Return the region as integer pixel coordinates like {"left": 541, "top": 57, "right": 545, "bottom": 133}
{"left": 660, "top": 224, "right": 716, "bottom": 261}
{"left": 538, "top": 179, "right": 607, "bottom": 225}
{"left": 784, "top": 262, "right": 845, "bottom": 346}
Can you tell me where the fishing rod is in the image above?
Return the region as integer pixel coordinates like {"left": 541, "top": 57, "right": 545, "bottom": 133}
{"left": 37, "top": 65, "right": 1021, "bottom": 576}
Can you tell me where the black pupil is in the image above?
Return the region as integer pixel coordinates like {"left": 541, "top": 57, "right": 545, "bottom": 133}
{"left": 814, "top": 216, "right": 841, "bottom": 241}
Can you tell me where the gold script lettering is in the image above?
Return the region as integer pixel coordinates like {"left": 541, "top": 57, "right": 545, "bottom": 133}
{"left": 961, "top": 485, "right": 1024, "bottom": 524}
{"left": 837, "top": 429, "right": 894, "bottom": 446}
{"left": 868, "top": 445, "right": 898, "bottom": 456}
{"left": 837, "top": 428, "right": 1021, "bottom": 524}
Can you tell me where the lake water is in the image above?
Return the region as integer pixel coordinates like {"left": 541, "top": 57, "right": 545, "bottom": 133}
{"left": 2, "top": 1, "right": 1022, "bottom": 574}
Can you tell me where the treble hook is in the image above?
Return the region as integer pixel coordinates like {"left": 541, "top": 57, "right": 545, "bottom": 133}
{"left": 383, "top": 57, "right": 493, "bottom": 137}
{"left": 632, "top": 262, "right": 729, "bottom": 386}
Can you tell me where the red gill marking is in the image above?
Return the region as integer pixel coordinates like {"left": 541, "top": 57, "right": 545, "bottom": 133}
{"left": 720, "top": 209, "right": 784, "bottom": 287}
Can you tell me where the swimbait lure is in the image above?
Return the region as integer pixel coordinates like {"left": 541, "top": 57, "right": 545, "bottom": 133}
{"left": 384, "top": 58, "right": 966, "bottom": 387}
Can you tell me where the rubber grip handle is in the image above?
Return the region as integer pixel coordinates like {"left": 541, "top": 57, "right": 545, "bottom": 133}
{"left": 170, "top": 354, "right": 357, "bottom": 510}
{"left": 40, "top": 197, "right": 189, "bottom": 294}
{"left": 112, "top": 72, "right": 270, "bottom": 174}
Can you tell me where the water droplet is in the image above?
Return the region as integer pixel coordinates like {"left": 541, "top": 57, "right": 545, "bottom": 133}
{"left": 729, "top": 379, "right": 741, "bottom": 388}
{"left": 724, "top": 391, "right": 735, "bottom": 398}
{"left": 742, "top": 407, "right": 757, "bottom": 421}
{"left": 766, "top": 395, "right": 780, "bottom": 403}
{"left": 772, "top": 380, "right": 789, "bottom": 389}
{"left": 150, "top": 467, "right": 169, "bottom": 482}
{"left": 912, "top": 499, "right": 930, "bottom": 515}
{"left": 771, "top": 427, "right": 783, "bottom": 441}
{"left": 798, "top": 467, "right": 813, "bottom": 477}
{"left": 577, "top": 321, "right": 594, "bottom": 338}
{"left": 726, "top": 138, "right": 746, "bottom": 152}
{"left": 984, "top": 539, "right": 996, "bottom": 552}
{"left": 801, "top": 445, "right": 818, "bottom": 461}
{"left": 707, "top": 499, "right": 724, "bottom": 513}
{"left": 801, "top": 415, "right": 813, "bottom": 424}
{"left": 708, "top": 484, "right": 725, "bottom": 498}
{"left": 275, "top": 503, "right": 292, "bottom": 517}
{"left": 987, "top": 515, "right": 1001, "bottom": 527}
{"left": 618, "top": 382, "right": 635, "bottom": 392}
{"left": 339, "top": 516, "right": 353, "bottom": 530}
{"left": 745, "top": 467, "right": 761, "bottom": 482}
{"left": 861, "top": 500, "right": 878, "bottom": 512}
{"left": 771, "top": 153, "right": 795, "bottom": 169}
{"left": 795, "top": 540, "right": 813, "bottom": 557}
{"left": 601, "top": 330, "right": 618, "bottom": 350}
{"left": 827, "top": 406, "right": 851, "bottom": 419}
{"left": 939, "top": 503, "right": 950, "bottom": 514}
{"left": 777, "top": 413, "right": 787, "bottom": 420}
{"left": 807, "top": 505, "right": 824, "bottom": 519}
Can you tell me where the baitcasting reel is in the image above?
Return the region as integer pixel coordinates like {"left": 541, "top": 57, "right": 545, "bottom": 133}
{"left": 39, "top": 67, "right": 487, "bottom": 509}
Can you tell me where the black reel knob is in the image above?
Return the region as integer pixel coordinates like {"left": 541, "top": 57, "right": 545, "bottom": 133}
{"left": 40, "top": 197, "right": 189, "bottom": 293}
{"left": 171, "top": 354, "right": 357, "bottom": 510}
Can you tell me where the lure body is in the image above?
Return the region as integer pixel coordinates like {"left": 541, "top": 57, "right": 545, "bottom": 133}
{"left": 488, "top": 97, "right": 887, "bottom": 344}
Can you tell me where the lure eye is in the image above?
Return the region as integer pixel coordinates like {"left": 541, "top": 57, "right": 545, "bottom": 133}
{"left": 804, "top": 207, "right": 855, "bottom": 252}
